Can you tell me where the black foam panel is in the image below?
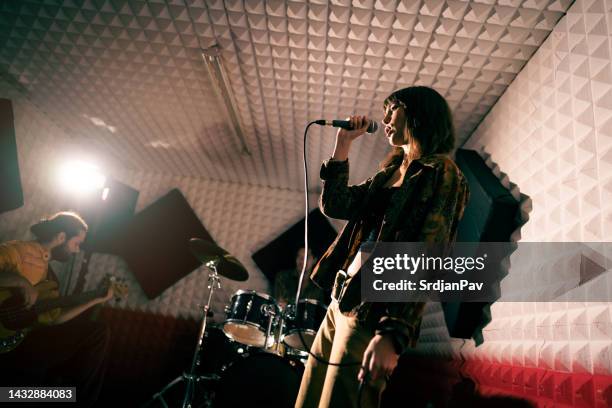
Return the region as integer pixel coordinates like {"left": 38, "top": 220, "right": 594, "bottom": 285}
{"left": 252, "top": 209, "right": 337, "bottom": 283}
{"left": 116, "top": 189, "right": 214, "bottom": 299}
{"left": 444, "top": 148, "right": 521, "bottom": 342}
{"left": 0, "top": 99, "right": 23, "bottom": 213}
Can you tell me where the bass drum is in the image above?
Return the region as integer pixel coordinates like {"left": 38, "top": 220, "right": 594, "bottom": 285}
{"left": 214, "top": 352, "right": 304, "bottom": 408}
{"left": 198, "top": 325, "right": 248, "bottom": 376}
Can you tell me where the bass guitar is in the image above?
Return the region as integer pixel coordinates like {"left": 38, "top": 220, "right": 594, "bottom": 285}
{"left": 0, "top": 275, "right": 127, "bottom": 353}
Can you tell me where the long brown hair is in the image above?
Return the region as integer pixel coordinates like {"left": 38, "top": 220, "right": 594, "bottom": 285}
{"left": 380, "top": 86, "right": 455, "bottom": 169}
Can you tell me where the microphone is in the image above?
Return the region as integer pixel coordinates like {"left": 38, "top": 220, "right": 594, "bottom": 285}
{"left": 315, "top": 119, "right": 378, "bottom": 133}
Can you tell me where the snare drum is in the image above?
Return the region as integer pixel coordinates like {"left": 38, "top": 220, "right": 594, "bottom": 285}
{"left": 282, "top": 299, "right": 327, "bottom": 352}
{"left": 223, "top": 290, "right": 280, "bottom": 348}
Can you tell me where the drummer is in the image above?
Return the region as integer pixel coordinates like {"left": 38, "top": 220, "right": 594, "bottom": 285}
{"left": 274, "top": 247, "right": 328, "bottom": 308}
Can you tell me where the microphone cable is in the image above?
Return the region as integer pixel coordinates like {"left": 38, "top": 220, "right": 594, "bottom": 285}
{"left": 289, "top": 120, "right": 364, "bottom": 369}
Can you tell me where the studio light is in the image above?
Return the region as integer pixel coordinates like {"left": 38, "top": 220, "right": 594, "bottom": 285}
{"left": 58, "top": 160, "right": 106, "bottom": 195}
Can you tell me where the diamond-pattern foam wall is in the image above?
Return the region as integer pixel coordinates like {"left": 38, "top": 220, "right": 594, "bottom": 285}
{"left": 0, "top": 0, "right": 573, "bottom": 191}
{"left": 454, "top": 0, "right": 612, "bottom": 396}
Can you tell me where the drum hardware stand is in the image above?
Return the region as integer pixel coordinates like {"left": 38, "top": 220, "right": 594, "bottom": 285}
{"left": 142, "top": 260, "right": 221, "bottom": 408}
{"left": 244, "top": 299, "right": 253, "bottom": 323}
{"left": 281, "top": 304, "right": 295, "bottom": 348}
{"left": 262, "top": 304, "right": 278, "bottom": 351}
{"left": 285, "top": 304, "right": 296, "bottom": 321}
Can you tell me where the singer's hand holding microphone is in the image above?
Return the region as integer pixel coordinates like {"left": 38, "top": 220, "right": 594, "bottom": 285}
{"left": 315, "top": 115, "right": 378, "bottom": 162}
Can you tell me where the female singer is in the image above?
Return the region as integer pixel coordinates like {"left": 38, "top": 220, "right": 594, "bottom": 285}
{"left": 295, "top": 86, "right": 470, "bottom": 408}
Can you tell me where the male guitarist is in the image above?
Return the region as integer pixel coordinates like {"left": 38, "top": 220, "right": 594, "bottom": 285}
{"left": 0, "top": 211, "right": 114, "bottom": 407}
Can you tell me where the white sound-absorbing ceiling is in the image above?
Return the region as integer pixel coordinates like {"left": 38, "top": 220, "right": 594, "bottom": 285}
{"left": 0, "top": 0, "right": 573, "bottom": 190}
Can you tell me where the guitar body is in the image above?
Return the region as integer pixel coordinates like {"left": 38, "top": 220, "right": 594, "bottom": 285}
{"left": 0, "top": 280, "right": 61, "bottom": 354}
{"left": 0, "top": 275, "right": 127, "bottom": 354}
{"left": 0, "top": 287, "right": 27, "bottom": 353}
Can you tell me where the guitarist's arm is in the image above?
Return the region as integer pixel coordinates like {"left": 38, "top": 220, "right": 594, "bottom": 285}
{"left": 53, "top": 286, "right": 114, "bottom": 325}
{"left": 0, "top": 244, "right": 39, "bottom": 307}
{"left": 0, "top": 269, "right": 29, "bottom": 288}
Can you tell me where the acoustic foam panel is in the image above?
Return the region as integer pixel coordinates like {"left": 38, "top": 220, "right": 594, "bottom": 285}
{"left": 252, "top": 208, "right": 336, "bottom": 283}
{"left": 455, "top": 148, "right": 521, "bottom": 243}
{"left": 443, "top": 148, "right": 521, "bottom": 343}
{"left": 0, "top": 1, "right": 571, "bottom": 190}
{"left": 117, "top": 188, "right": 214, "bottom": 299}
{"left": 0, "top": 98, "right": 23, "bottom": 213}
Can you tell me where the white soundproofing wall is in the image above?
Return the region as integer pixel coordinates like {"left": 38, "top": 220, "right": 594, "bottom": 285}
{"left": 460, "top": 0, "right": 612, "bottom": 379}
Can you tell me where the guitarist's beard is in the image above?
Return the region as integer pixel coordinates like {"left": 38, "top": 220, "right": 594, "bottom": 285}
{"left": 51, "top": 243, "right": 72, "bottom": 262}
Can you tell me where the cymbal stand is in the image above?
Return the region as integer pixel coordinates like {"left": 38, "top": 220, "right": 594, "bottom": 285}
{"left": 276, "top": 304, "right": 295, "bottom": 353}
{"left": 142, "top": 260, "right": 221, "bottom": 408}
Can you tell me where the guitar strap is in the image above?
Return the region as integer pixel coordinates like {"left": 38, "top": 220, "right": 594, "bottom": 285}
{"left": 72, "top": 252, "right": 92, "bottom": 295}
{"left": 47, "top": 263, "right": 60, "bottom": 286}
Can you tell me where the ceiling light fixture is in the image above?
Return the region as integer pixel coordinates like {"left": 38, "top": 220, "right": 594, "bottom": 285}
{"left": 202, "top": 45, "right": 251, "bottom": 156}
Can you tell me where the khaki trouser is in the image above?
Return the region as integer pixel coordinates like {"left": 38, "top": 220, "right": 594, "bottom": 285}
{"left": 295, "top": 300, "right": 386, "bottom": 408}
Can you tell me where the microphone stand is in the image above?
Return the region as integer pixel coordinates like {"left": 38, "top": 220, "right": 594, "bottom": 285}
{"left": 142, "top": 260, "right": 221, "bottom": 408}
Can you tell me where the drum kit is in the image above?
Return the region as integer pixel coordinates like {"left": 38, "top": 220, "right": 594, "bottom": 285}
{"left": 145, "top": 239, "right": 327, "bottom": 408}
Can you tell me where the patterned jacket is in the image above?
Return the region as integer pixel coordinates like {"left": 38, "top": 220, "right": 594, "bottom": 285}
{"left": 0, "top": 240, "right": 60, "bottom": 324}
{"left": 311, "top": 153, "right": 469, "bottom": 352}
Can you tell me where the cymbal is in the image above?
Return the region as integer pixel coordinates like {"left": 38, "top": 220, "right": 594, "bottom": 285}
{"left": 189, "top": 238, "right": 249, "bottom": 281}
{"left": 216, "top": 255, "right": 249, "bottom": 282}
{"left": 189, "top": 238, "right": 228, "bottom": 262}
